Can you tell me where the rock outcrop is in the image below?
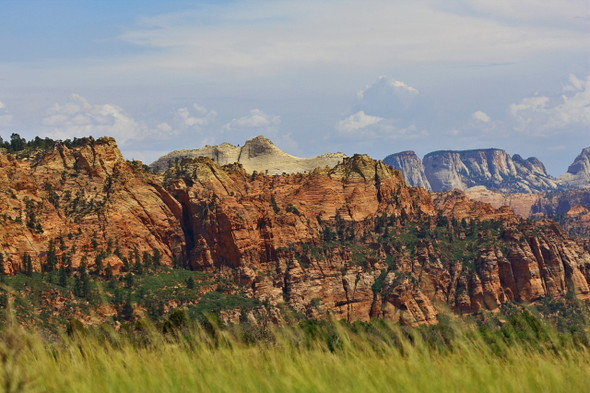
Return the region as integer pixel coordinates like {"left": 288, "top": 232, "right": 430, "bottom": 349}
{"left": 465, "top": 187, "right": 590, "bottom": 239}
{"left": 0, "top": 137, "right": 185, "bottom": 274}
{"left": 164, "top": 154, "right": 590, "bottom": 324}
{"left": 3, "top": 137, "right": 590, "bottom": 327}
{"left": 383, "top": 151, "right": 431, "bottom": 191}
{"left": 559, "top": 147, "right": 590, "bottom": 189}
{"left": 150, "top": 135, "right": 347, "bottom": 175}
{"left": 422, "top": 149, "right": 559, "bottom": 193}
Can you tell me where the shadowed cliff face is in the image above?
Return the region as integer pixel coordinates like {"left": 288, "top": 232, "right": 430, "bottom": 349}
{"left": 0, "top": 137, "right": 185, "bottom": 274}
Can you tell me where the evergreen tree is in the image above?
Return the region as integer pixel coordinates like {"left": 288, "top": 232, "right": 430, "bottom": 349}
{"left": 74, "top": 260, "right": 91, "bottom": 298}
{"left": 22, "top": 253, "right": 33, "bottom": 276}
{"left": 64, "top": 255, "right": 73, "bottom": 276}
{"left": 152, "top": 248, "right": 161, "bottom": 266}
{"left": 121, "top": 294, "right": 134, "bottom": 321}
{"left": 142, "top": 251, "right": 151, "bottom": 268}
{"left": 94, "top": 253, "right": 104, "bottom": 275}
{"left": 105, "top": 263, "right": 113, "bottom": 280}
{"left": 45, "top": 239, "right": 57, "bottom": 273}
{"left": 186, "top": 277, "right": 195, "bottom": 289}
{"left": 59, "top": 266, "right": 68, "bottom": 287}
{"left": 0, "top": 252, "right": 4, "bottom": 275}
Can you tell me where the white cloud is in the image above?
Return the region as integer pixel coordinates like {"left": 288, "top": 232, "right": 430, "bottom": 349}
{"left": 472, "top": 111, "right": 491, "bottom": 122}
{"left": 510, "top": 74, "right": 590, "bottom": 135}
{"left": 355, "top": 76, "right": 420, "bottom": 118}
{"left": 176, "top": 104, "right": 217, "bottom": 128}
{"left": 224, "top": 109, "right": 280, "bottom": 131}
{"left": 0, "top": 101, "right": 13, "bottom": 126}
{"left": 42, "top": 94, "right": 145, "bottom": 145}
{"left": 336, "top": 111, "right": 383, "bottom": 133}
{"left": 112, "top": 1, "right": 589, "bottom": 78}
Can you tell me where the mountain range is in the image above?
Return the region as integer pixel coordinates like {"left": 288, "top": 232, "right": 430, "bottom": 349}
{"left": 151, "top": 136, "right": 590, "bottom": 194}
{"left": 2, "top": 136, "right": 590, "bottom": 329}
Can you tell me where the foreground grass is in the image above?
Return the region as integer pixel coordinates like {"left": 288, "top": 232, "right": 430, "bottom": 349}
{"left": 3, "top": 315, "right": 590, "bottom": 393}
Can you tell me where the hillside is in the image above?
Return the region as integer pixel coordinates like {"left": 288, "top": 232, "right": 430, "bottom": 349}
{"left": 1, "top": 136, "right": 590, "bottom": 330}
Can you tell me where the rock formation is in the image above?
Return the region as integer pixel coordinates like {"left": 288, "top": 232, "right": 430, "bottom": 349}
{"left": 149, "top": 135, "right": 347, "bottom": 175}
{"left": 559, "top": 147, "right": 590, "bottom": 189}
{"left": 163, "top": 154, "right": 590, "bottom": 324}
{"left": 383, "top": 150, "right": 431, "bottom": 191}
{"left": 465, "top": 187, "right": 590, "bottom": 239}
{"left": 3, "top": 137, "right": 590, "bottom": 327}
{"left": 422, "top": 149, "right": 559, "bottom": 193}
{"left": 0, "top": 137, "right": 185, "bottom": 274}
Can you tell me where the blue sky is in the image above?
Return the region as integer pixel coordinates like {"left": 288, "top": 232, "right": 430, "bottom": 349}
{"left": 0, "top": 0, "right": 589, "bottom": 175}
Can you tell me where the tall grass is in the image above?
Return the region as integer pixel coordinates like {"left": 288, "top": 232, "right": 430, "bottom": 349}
{"left": 2, "top": 313, "right": 590, "bottom": 393}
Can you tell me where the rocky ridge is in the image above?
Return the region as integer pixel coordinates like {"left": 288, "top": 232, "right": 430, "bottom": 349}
{"left": 164, "top": 153, "right": 590, "bottom": 324}
{"left": 559, "top": 147, "right": 590, "bottom": 189}
{"left": 383, "top": 151, "right": 431, "bottom": 191}
{"left": 0, "top": 137, "right": 185, "bottom": 274}
{"left": 2, "top": 137, "right": 590, "bottom": 327}
{"left": 386, "top": 146, "right": 590, "bottom": 194}
{"left": 465, "top": 187, "right": 590, "bottom": 239}
{"left": 150, "top": 135, "right": 347, "bottom": 175}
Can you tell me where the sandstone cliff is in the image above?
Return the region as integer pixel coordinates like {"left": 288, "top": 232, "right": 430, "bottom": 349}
{"left": 0, "top": 137, "right": 185, "bottom": 274}
{"left": 383, "top": 150, "right": 432, "bottom": 191}
{"left": 465, "top": 187, "right": 590, "bottom": 239}
{"left": 150, "top": 135, "right": 347, "bottom": 175}
{"left": 164, "top": 154, "right": 590, "bottom": 325}
{"left": 3, "top": 137, "right": 590, "bottom": 328}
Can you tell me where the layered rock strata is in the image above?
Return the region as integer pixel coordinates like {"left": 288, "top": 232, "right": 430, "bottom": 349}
{"left": 0, "top": 137, "right": 185, "bottom": 274}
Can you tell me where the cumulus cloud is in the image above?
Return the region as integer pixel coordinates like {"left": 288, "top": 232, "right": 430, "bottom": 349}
{"left": 510, "top": 74, "right": 590, "bottom": 135}
{"left": 224, "top": 109, "right": 280, "bottom": 131}
{"left": 0, "top": 101, "right": 13, "bottom": 127}
{"left": 472, "top": 111, "right": 491, "bottom": 122}
{"left": 336, "top": 111, "right": 383, "bottom": 133}
{"left": 355, "top": 76, "right": 420, "bottom": 118}
{"left": 176, "top": 104, "right": 217, "bottom": 128}
{"left": 42, "top": 94, "right": 145, "bottom": 145}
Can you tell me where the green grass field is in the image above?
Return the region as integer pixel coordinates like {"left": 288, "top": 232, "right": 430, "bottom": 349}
{"left": 3, "top": 312, "right": 590, "bottom": 393}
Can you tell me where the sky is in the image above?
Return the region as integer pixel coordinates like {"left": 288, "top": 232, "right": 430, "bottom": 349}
{"left": 0, "top": 0, "right": 589, "bottom": 176}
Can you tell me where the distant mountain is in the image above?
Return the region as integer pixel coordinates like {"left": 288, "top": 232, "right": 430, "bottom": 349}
{"left": 383, "top": 151, "right": 431, "bottom": 191}
{"left": 422, "top": 149, "right": 559, "bottom": 193}
{"left": 149, "top": 136, "right": 347, "bottom": 175}
{"left": 385, "top": 147, "right": 590, "bottom": 194}
{"left": 558, "top": 147, "right": 590, "bottom": 189}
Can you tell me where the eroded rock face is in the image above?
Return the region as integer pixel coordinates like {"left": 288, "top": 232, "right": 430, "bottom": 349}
{"left": 465, "top": 187, "right": 590, "bottom": 239}
{"left": 559, "top": 147, "right": 590, "bottom": 189}
{"left": 165, "top": 155, "right": 590, "bottom": 325}
{"left": 3, "top": 139, "right": 590, "bottom": 326}
{"left": 383, "top": 151, "right": 432, "bottom": 191}
{"left": 0, "top": 137, "right": 185, "bottom": 274}
{"left": 422, "top": 149, "right": 559, "bottom": 193}
{"left": 149, "top": 135, "right": 347, "bottom": 175}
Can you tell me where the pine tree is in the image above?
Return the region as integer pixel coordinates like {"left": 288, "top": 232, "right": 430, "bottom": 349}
{"left": 79, "top": 261, "right": 90, "bottom": 298}
{"left": 45, "top": 239, "right": 57, "bottom": 273}
{"left": 22, "top": 253, "right": 33, "bottom": 276}
{"left": 59, "top": 266, "right": 68, "bottom": 287}
{"left": 121, "top": 295, "right": 134, "bottom": 321}
{"left": 152, "top": 248, "right": 161, "bottom": 266}
{"left": 0, "top": 252, "right": 4, "bottom": 275}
